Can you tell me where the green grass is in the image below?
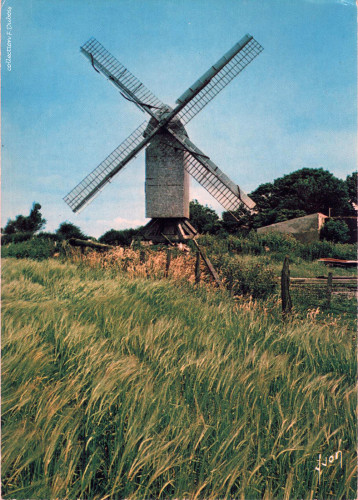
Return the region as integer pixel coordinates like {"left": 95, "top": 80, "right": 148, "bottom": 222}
{"left": 2, "top": 258, "right": 356, "bottom": 499}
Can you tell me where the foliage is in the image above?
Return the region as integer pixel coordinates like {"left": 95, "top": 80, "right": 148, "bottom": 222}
{"left": 250, "top": 168, "right": 353, "bottom": 227}
{"left": 189, "top": 199, "right": 221, "bottom": 233}
{"left": 1, "top": 231, "right": 34, "bottom": 245}
{"left": 99, "top": 227, "right": 141, "bottom": 246}
{"left": 299, "top": 240, "right": 355, "bottom": 261}
{"left": 346, "top": 171, "right": 357, "bottom": 205}
{"left": 197, "top": 232, "right": 299, "bottom": 257}
{"left": 2, "top": 258, "right": 355, "bottom": 500}
{"left": 197, "top": 232, "right": 357, "bottom": 261}
{"left": 37, "top": 231, "right": 62, "bottom": 242}
{"left": 216, "top": 255, "right": 276, "bottom": 298}
{"left": 55, "top": 221, "right": 87, "bottom": 240}
{"left": 3, "top": 202, "right": 46, "bottom": 236}
{"left": 221, "top": 206, "right": 253, "bottom": 234}
{"left": 1, "top": 238, "right": 56, "bottom": 260}
{"left": 270, "top": 208, "right": 307, "bottom": 223}
{"left": 320, "top": 219, "right": 351, "bottom": 244}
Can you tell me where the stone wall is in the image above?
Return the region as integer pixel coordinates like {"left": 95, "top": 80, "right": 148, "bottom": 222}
{"left": 257, "top": 213, "right": 328, "bottom": 243}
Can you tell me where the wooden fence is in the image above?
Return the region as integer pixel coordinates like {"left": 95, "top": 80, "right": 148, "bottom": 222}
{"left": 281, "top": 258, "right": 357, "bottom": 315}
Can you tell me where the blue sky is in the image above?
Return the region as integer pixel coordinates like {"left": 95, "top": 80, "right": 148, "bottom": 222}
{"left": 1, "top": 0, "right": 356, "bottom": 238}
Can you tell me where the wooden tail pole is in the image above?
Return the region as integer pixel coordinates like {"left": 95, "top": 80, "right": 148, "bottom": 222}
{"left": 281, "top": 256, "right": 292, "bottom": 316}
{"left": 68, "top": 238, "right": 113, "bottom": 252}
{"left": 195, "top": 251, "right": 201, "bottom": 284}
{"left": 192, "top": 239, "right": 222, "bottom": 288}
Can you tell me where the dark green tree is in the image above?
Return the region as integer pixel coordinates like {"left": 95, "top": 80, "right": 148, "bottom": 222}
{"left": 250, "top": 168, "right": 352, "bottom": 227}
{"left": 99, "top": 228, "right": 140, "bottom": 246}
{"left": 3, "top": 202, "right": 46, "bottom": 235}
{"left": 346, "top": 172, "right": 357, "bottom": 206}
{"left": 189, "top": 200, "right": 221, "bottom": 234}
{"left": 320, "top": 219, "right": 350, "bottom": 243}
{"left": 221, "top": 206, "right": 253, "bottom": 234}
{"left": 56, "top": 222, "right": 87, "bottom": 240}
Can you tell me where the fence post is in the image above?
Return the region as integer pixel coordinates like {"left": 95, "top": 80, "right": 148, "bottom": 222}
{"left": 139, "top": 249, "right": 146, "bottom": 264}
{"left": 195, "top": 251, "right": 201, "bottom": 284}
{"left": 165, "top": 249, "right": 171, "bottom": 278}
{"left": 281, "top": 256, "right": 292, "bottom": 316}
{"left": 326, "top": 272, "right": 333, "bottom": 308}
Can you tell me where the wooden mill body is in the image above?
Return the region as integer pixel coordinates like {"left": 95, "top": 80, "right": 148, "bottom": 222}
{"left": 145, "top": 114, "right": 190, "bottom": 219}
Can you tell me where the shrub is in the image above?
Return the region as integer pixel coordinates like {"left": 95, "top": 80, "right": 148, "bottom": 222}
{"left": 197, "top": 232, "right": 356, "bottom": 262}
{"left": 320, "top": 219, "right": 350, "bottom": 244}
{"left": 56, "top": 222, "right": 88, "bottom": 241}
{"left": 330, "top": 243, "right": 357, "bottom": 260}
{"left": 225, "top": 233, "right": 265, "bottom": 255}
{"left": 1, "top": 232, "right": 34, "bottom": 245}
{"left": 257, "top": 232, "right": 303, "bottom": 254}
{"left": 195, "top": 234, "right": 230, "bottom": 255}
{"left": 301, "top": 240, "right": 357, "bottom": 261}
{"left": 99, "top": 228, "right": 141, "bottom": 246}
{"left": 1, "top": 238, "right": 56, "bottom": 260}
{"left": 37, "top": 232, "right": 61, "bottom": 242}
{"left": 217, "top": 255, "right": 277, "bottom": 299}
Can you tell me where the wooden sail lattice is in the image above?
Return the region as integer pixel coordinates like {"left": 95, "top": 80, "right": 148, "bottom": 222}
{"left": 64, "top": 34, "right": 263, "bottom": 218}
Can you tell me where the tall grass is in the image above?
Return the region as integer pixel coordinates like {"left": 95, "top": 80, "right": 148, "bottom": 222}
{"left": 2, "top": 258, "right": 356, "bottom": 499}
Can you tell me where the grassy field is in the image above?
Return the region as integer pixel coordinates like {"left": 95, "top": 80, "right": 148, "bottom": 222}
{"left": 2, "top": 257, "right": 356, "bottom": 499}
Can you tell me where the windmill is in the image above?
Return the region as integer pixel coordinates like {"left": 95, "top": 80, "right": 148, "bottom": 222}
{"left": 64, "top": 35, "right": 263, "bottom": 243}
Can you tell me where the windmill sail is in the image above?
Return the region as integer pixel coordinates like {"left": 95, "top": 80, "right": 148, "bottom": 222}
{"left": 173, "top": 35, "right": 263, "bottom": 125}
{"left": 64, "top": 121, "right": 154, "bottom": 213}
{"left": 166, "top": 130, "right": 255, "bottom": 211}
{"left": 81, "top": 37, "right": 165, "bottom": 117}
{"left": 64, "top": 34, "right": 262, "bottom": 220}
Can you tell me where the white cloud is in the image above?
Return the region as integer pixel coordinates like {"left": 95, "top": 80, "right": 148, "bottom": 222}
{"left": 104, "top": 216, "right": 147, "bottom": 229}
{"left": 78, "top": 216, "right": 147, "bottom": 238}
{"left": 304, "top": 0, "right": 355, "bottom": 4}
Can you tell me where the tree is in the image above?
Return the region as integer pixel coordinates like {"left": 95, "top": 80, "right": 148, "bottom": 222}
{"left": 252, "top": 209, "right": 307, "bottom": 229}
{"left": 3, "top": 202, "right": 46, "bottom": 235}
{"left": 189, "top": 200, "right": 221, "bottom": 234}
{"left": 346, "top": 172, "right": 357, "bottom": 206}
{"left": 250, "top": 168, "right": 352, "bottom": 227}
{"left": 320, "top": 219, "right": 350, "bottom": 244}
{"left": 221, "top": 206, "right": 253, "bottom": 234}
{"left": 99, "top": 228, "right": 140, "bottom": 246}
{"left": 56, "top": 222, "right": 87, "bottom": 240}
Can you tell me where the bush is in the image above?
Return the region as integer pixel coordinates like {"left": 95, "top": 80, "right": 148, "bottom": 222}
{"left": 320, "top": 219, "right": 350, "bottom": 244}
{"left": 225, "top": 233, "right": 265, "bottom": 255}
{"left": 189, "top": 200, "right": 221, "bottom": 234}
{"left": 198, "top": 232, "right": 356, "bottom": 262}
{"left": 99, "top": 228, "right": 141, "bottom": 246}
{"left": 56, "top": 222, "right": 88, "bottom": 241}
{"left": 1, "top": 232, "right": 34, "bottom": 245}
{"left": 258, "top": 232, "right": 303, "bottom": 253}
{"left": 37, "top": 232, "right": 61, "bottom": 242}
{"left": 195, "top": 234, "right": 229, "bottom": 255}
{"left": 217, "top": 255, "right": 276, "bottom": 299}
{"left": 300, "top": 240, "right": 357, "bottom": 261}
{"left": 1, "top": 238, "right": 56, "bottom": 260}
